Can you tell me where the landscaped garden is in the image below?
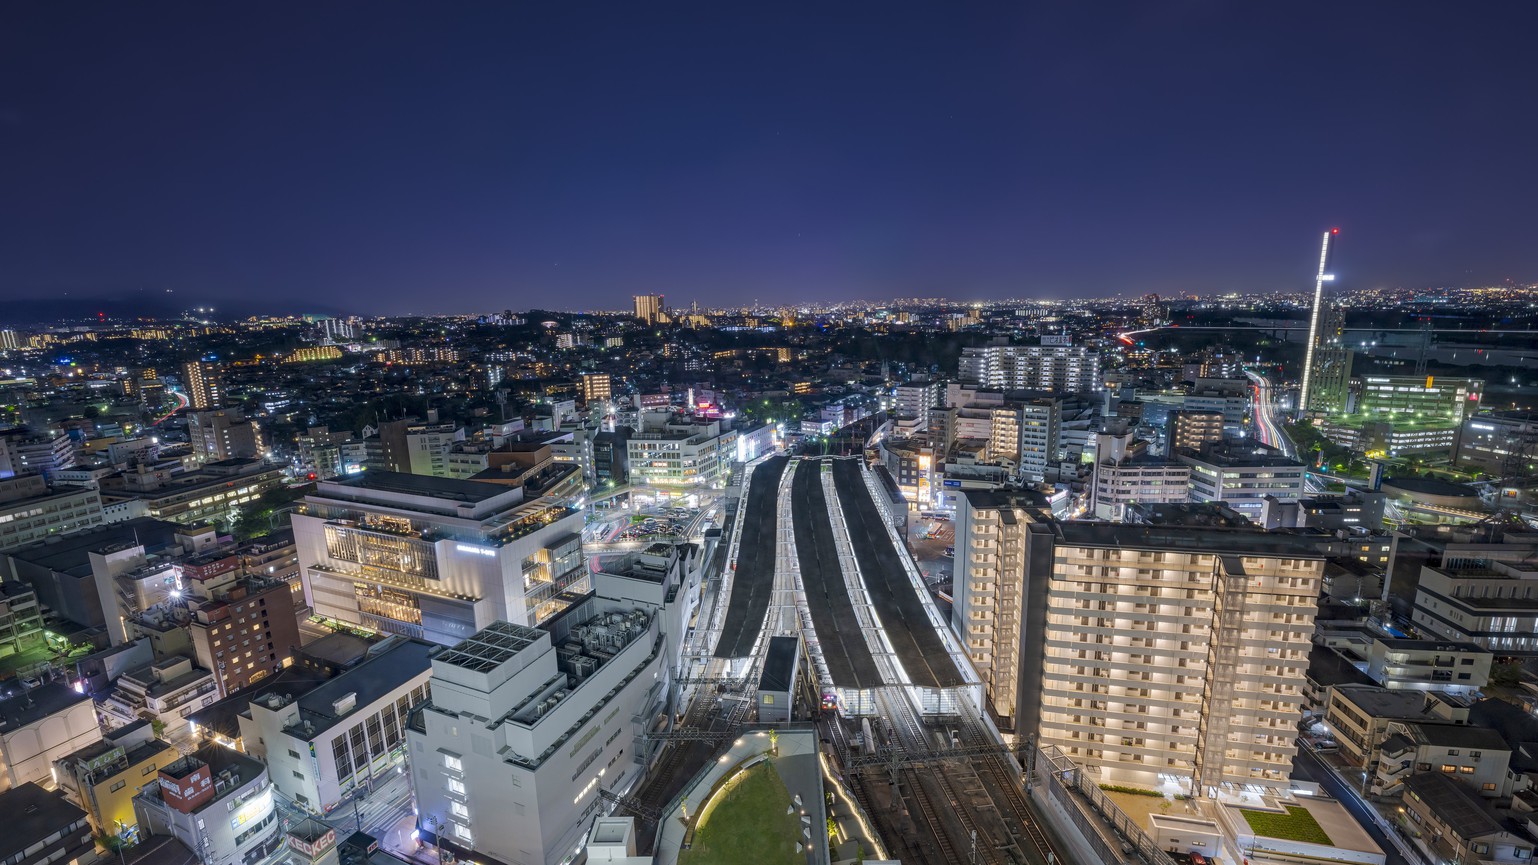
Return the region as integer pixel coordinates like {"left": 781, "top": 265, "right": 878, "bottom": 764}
{"left": 1240, "top": 804, "right": 1333, "bottom": 846}
{"left": 679, "top": 761, "right": 803, "bottom": 865}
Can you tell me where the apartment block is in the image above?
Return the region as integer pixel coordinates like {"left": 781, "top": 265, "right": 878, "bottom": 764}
{"left": 180, "top": 361, "right": 225, "bottom": 410}
{"left": 187, "top": 409, "right": 266, "bottom": 464}
{"left": 957, "top": 340, "right": 1101, "bottom": 394}
{"left": 294, "top": 472, "right": 586, "bottom": 643}
{"left": 0, "top": 428, "right": 76, "bottom": 480}
{"left": 1166, "top": 410, "right": 1224, "bottom": 455}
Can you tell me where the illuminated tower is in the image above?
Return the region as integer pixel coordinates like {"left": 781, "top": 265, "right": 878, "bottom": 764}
{"left": 1296, "top": 228, "right": 1338, "bottom": 418}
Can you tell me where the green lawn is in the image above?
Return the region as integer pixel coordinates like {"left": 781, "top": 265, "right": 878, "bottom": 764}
{"left": 680, "top": 762, "right": 803, "bottom": 865}
{"left": 1240, "top": 805, "right": 1332, "bottom": 845}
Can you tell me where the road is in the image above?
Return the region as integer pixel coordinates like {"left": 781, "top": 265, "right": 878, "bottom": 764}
{"left": 1292, "top": 744, "right": 1421, "bottom": 865}
{"left": 1245, "top": 369, "right": 1296, "bottom": 458}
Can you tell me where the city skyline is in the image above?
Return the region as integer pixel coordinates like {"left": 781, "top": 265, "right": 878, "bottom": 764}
{"left": 4, "top": 2, "right": 1537, "bottom": 315}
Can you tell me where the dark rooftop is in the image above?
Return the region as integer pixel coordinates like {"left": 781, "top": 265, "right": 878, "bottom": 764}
{"left": 760, "top": 636, "right": 799, "bottom": 693}
{"left": 1055, "top": 521, "right": 1337, "bottom": 558}
{"left": 188, "top": 668, "right": 329, "bottom": 741}
{"left": 0, "top": 518, "right": 183, "bottom": 572}
{"left": 0, "top": 681, "right": 91, "bottom": 734}
{"left": 1307, "top": 646, "right": 1374, "bottom": 689}
{"left": 286, "top": 637, "right": 433, "bottom": 738}
{"left": 1403, "top": 772, "right": 1505, "bottom": 839}
{"left": 335, "top": 470, "right": 509, "bottom": 503}
{"left": 0, "top": 783, "right": 88, "bottom": 861}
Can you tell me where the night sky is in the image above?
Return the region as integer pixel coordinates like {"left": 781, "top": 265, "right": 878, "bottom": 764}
{"left": 3, "top": 2, "right": 1535, "bottom": 315}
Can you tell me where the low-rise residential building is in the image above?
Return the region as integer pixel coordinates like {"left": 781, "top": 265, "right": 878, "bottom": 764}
{"left": 238, "top": 636, "right": 433, "bottom": 814}
{"left": 1321, "top": 685, "right": 1450, "bottom": 768}
{"left": 1366, "top": 638, "right": 1491, "bottom": 693}
{"left": 0, "top": 682, "right": 103, "bottom": 789}
{"left": 100, "top": 657, "right": 219, "bottom": 738}
{"left": 0, "top": 782, "right": 95, "bottom": 865}
{"left": 1372, "top": 721, "right": 1511, "bottom": 800}
{"left": 1401, "top": 772, "right": 1535, "bottom": 865}
{"left": 53, "top": 720, "right": 180, "bottom": 842}
{"left": 133, "top": 746, "right": 284, "bottom": 865}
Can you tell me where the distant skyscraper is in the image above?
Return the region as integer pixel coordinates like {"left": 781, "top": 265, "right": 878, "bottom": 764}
{"left": 1297, "top": 228, "right": 1339, "bottom": 417}
{"left": 0, "top": 330, "right": 20, "bottom": 351}
{"left": 633, "top": 294, "right": 664, "bottom": 325}
{"left": 181, "top": 360, "right": 224, "bottom": 410}
{"left": 1306, "top": 305, "right": 1353, "bottom": 415}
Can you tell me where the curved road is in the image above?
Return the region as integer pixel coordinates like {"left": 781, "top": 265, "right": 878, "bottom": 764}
{"left": 1246, "top": 369, "right": 1297, "bottom": 459}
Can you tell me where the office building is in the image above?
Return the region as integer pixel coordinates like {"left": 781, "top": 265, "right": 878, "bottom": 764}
{"left": 1353, "top": 375, "right": 1483, "bottom": 423}
{"left": 180, "top": 361, "right": 224, "bottom": 410}
{"left": 1410, "top": 554, "right": 1538, "bottom": 654}
{"left": 1179, "top": 443, "right": 1305, "bottom": 520}
{"left": 592, "top": 429, "right": 631, "bottom": 487}
{"left": 632, "top": 294, "right": 664, "bottom": 325}
{"left": 957, "top": 339, "right": 1101, "bottom": 394}
{"left": 625, "top": 414, "right": 737, "bottom": 488}
{"left": 187, "top": 410, "right": 266, "bottom": 464}
{"left": 0, "top": 783, "right": 94, "bottom": 865}
{"left": 293, "top": 472, "right": 586, "bottom": 643}
{"left": 407, "top": 545, "right": 695, "bottom": 865}
{"left": 1166, "top": 410, "right": 1224, "bottom": 455}
{"left": 0, "top": 475, "right": 104, "bottom": 550}
{"left": 239, "top": 637, "right": 432, "bottom": 812}
{"left": 362, "top": 420, "right": 463, "bottom": 477}
{"left": 0, "top": 682, "right": 103, "bottom": 789}
{"left": 580, "top": 373, "right": 612, "bottom": 405}
{"left": 1455, "top": 411, "right": 1538, "bottom": 477}
{"left": 1305, "top": 304, "right": 1354, "bottom": 415}
{"left": 54, "top": 720, "right": 180, "bottom": 842}
{"left": 97, "top": 459, "right": 285, "bottom": 528}
{"left": 1297, "top": 229, "right": 1339, "bottom": 418}
{"left": 133, "top": 746, "right": 283, "bottom": 865}
{"left": 0, "top": 428, "right": 76, "bottom": 480}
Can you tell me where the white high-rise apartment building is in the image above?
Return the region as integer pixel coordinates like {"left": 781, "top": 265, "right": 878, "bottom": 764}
{"left": 958, "top": 340, "right": 1101, "bottom": 394}
{"left": 1038, "top": 524, "right": 1324, "bottom": 795}
{"left": 953, "top": 498, "right": 1329, "bottom": 795}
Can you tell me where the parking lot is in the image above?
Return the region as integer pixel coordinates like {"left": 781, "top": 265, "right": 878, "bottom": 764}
{"left": 907, "top": 516, "right": 954, "bottom": 596}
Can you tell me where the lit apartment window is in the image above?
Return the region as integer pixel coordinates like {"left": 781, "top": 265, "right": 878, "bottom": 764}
{"left": 443, "top": 754, "right": 463, "bottom": 772}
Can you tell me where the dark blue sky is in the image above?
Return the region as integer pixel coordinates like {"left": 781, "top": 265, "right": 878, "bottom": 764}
{"left": 3, "top": 2, "right": 1535, "bottom": 315}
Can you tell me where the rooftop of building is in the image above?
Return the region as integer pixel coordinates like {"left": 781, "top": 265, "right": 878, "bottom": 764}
{"left": 1402, "top": 771, "right": 1508, "bottom": 839}
{"left": 329, "top": 470, "right": 508, "bottom": 504}
{"left": 962, "top": 488, "right": 1054, "bottom": 512}
{"left": 0, "top": 681, "right": 90, "bottom": 733}
{"left": 1307, "top": 645, "right": 1375, "bottom": 689}
{"left": 1382, "top": 476, "right": 1480, "bottom": 497}
{"left": 188, "top": 668, "right": 328, "bottom": 742}
{"left": 0, "top": 517, "right": 185, "bottom": 573}
{"left": 1398, "top": 721, "right": 1510, "bottom": 751}
{"left": 148, "top": 745, "right": 266, "bottom": 811}
{"left": 298, "top": 631, "right": 381, "bottom": 668}
{"left": 1184, "top": 443, "right": 1304, "bottom": 468}
{"left": 278, "top": 636, "right": 433, "bottom": 740}
{"left": 434, "top": 620, "right": 544, "bottom": 674}
{"left": 759, "top": 635, "right": 798, "bottom": 693}
{"left": 0, "top": 782, "right": 88, "bottom": 861}
{"left": 1126, "top": 501, "right": 1251, "bottom": 528}
{"left": 1331, "top": 684, "right": 1436, "bottom": 719}
{"left": 1375, "top": 637, "right": 1489, "bottom": 653}
{"left": 1054, "top": 520, "right": 1335, "bottom": 558}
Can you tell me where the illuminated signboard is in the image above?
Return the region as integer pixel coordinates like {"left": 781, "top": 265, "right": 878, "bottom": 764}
{"left": 230, "top": 789, "right": 273, "bottom": 832}
{"left": 454, "top": 544, "right": 497, "bottom": 558}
